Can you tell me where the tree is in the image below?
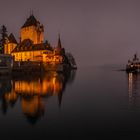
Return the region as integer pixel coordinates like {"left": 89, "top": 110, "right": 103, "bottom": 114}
{"left": 0, "top": 25, "right": 8, "bottom": 53}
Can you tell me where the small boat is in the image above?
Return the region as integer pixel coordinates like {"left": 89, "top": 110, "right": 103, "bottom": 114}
{"left": 126, "top": 54, "right": 140, "bottom": 73}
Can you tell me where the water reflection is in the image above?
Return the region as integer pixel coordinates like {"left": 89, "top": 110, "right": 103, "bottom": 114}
{"left": 127, "top": 72, "right": 140, "bottom": 106}
{"left": 0, "top": 70, "right": 76, "bottom": 124}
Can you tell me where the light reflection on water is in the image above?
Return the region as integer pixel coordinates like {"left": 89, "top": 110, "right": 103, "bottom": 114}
{"left": 127, "top": 72, "right": 140, "bottom": 106}
{"left": 0, "top": 70, "right": 76, "bottom": 124}
{"left": 1, "top": 67, "right": 140, "bottom": 138}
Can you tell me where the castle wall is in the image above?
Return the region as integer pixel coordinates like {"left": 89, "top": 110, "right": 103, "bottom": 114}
{"left": 42, "top": 52, "right": 63, "bottom": 63}
{"left": 4, "top": 43, "right": 17, "bottom": 54}
{"left": 12, "top": 50, "right": 44, "bottom": 61}
{"left": 12, "top": 50, "right": 63, "bottom": 64}
{"left": 20, "top": 26, "right": 44, "bottom": 44}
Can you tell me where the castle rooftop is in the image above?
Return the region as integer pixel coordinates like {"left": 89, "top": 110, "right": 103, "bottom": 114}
{"left": 22, "top": 15, "right": 39, "bottom": 28}
{"left": 8, "top": 33, "right": 17, "bottom": 44}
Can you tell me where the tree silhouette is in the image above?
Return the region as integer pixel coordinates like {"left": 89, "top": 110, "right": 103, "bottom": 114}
{"left": 0, "top": 25, "right": 8, "bottom": 53}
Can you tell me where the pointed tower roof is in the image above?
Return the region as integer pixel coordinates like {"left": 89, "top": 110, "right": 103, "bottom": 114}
{"left": 22, "top": 15, "right": 39, "bottom": 28}
{"left": 57, "top": 34, "right": 62, "bottom": 49}
{"left": 8, "top": 33, "right": 17, "bottom": 44}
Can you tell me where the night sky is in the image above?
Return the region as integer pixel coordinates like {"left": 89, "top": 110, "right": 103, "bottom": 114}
{"left": 0, "top": 0, "right": 140, "bottom": 67}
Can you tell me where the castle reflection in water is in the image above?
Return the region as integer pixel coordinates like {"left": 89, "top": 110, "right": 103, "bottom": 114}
{"left": 127, "top": 72, "right": 140, "bottom": 106}
{"left": 0, "top": 70, "right": 76, "bottom": 124}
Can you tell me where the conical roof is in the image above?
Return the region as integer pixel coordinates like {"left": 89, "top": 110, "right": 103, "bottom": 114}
{"left": 22, "top": 15, "right": 39, "bottom": 28}
{"left": 8, "top": 33, "right": 17, "bottom": 44}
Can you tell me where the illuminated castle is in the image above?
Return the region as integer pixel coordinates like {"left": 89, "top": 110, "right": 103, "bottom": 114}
{"left": 4, "top": 15, "right": 65, "bottom": 63}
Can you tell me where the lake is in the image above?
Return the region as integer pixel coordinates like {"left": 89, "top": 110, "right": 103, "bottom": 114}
{"left": 0, "top": 66, "right": 140, "bottom": 139}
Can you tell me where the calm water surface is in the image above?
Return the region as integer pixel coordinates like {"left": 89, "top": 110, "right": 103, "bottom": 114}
{"left": 0, "top": 66, "right": 140, "bottom": 138}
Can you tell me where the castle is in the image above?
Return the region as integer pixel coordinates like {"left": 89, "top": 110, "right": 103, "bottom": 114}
{"left": 4, "top": 14, "right": 65, "bottom": 64}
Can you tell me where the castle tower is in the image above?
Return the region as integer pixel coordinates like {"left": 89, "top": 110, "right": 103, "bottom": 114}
{"left": 4, "top": 33, "right": 17, "bottom": 54}
{"left": 57, "top": 34, "right": 62, "bottom": 49}
{"left": 54, "top": 34, "right": 63, "bottom": 54}
{"left": 20, "top": 15, "right": 44, "bottom": 44}
{"left": 55, "top": 34, "right": 65, "bottom": 55}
